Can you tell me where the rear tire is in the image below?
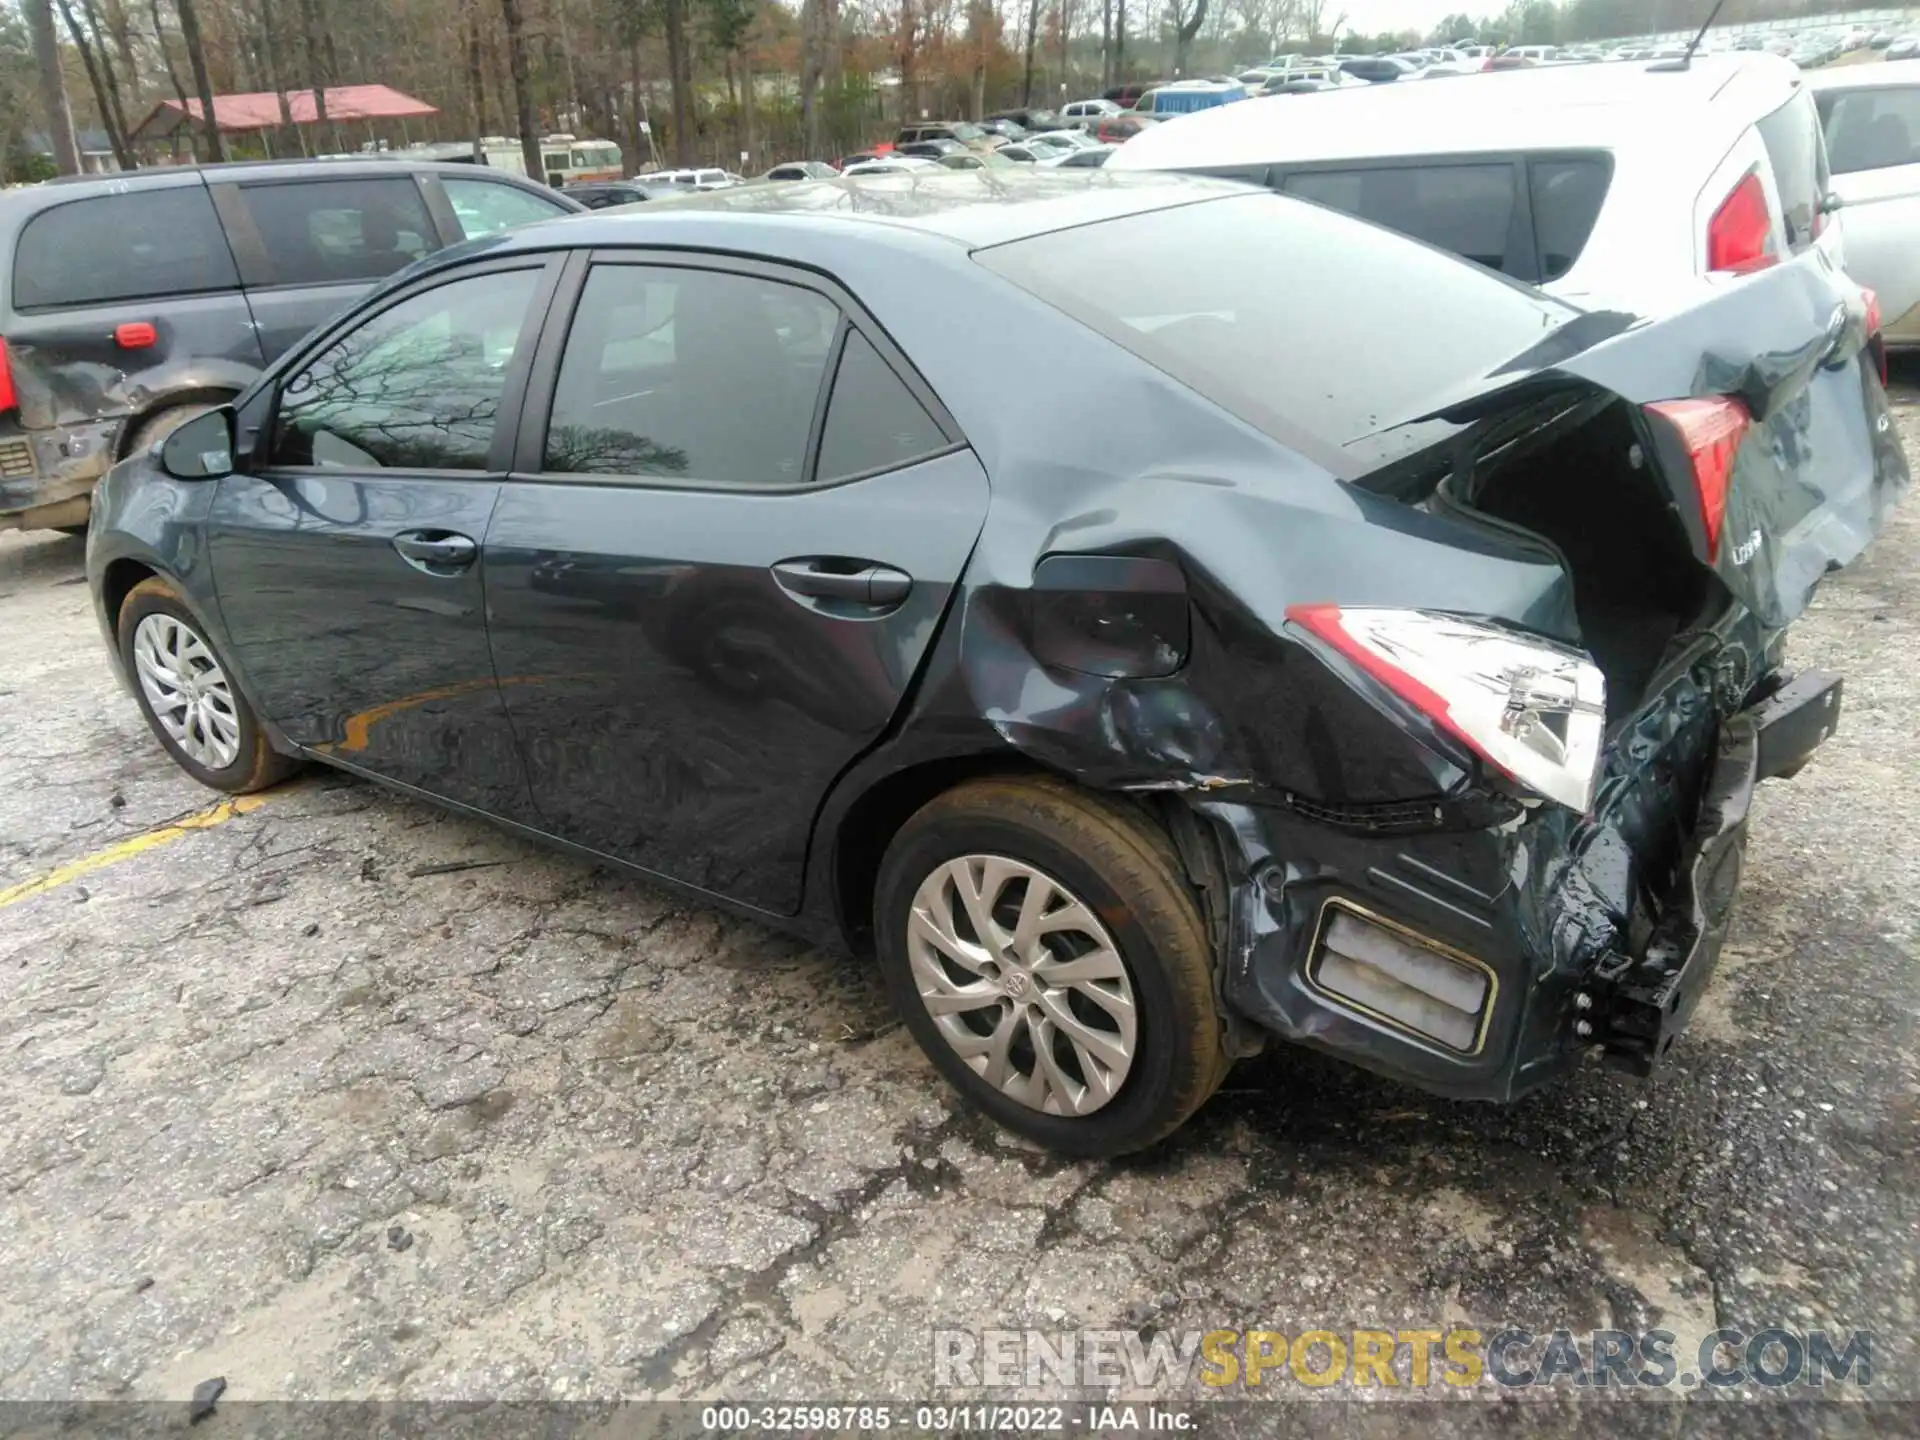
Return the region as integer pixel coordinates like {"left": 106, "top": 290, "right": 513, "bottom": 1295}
{"left": 117, "top": 576, "right": 298, "bottom": 794}
{"left": 875, "top": 775, "right": 1229, "bottom": 1157}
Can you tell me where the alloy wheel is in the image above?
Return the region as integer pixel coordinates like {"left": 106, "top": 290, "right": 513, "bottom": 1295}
{"left": 905, "top": 854, "right": 1139, "bottom": 1116}
{"left": 132, "top": 612, "right": 241, "bottom": 770}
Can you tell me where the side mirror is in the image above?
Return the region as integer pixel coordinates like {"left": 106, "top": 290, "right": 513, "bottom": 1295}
{"left": 1819, "top": 191, "right": 1847, "bottom": 215}
{"left": 158, "top": 407, "right": 236, "bottom": 481}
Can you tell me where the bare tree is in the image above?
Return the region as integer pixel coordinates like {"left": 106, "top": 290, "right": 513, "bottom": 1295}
{"left": 174, "top": 0, "right": 224, "bottom": 161}
{"left": 663, "top": 0, "right": 693, "bottom": 165}
{"left": 256, "top": 0, "right": 302, "bottom": 155}
{"left": 57, "top": 0, "right": 133, "bottom": 166}
{"left": 500, "top": 0, "right": 540, "bottom": 177}
{"left": 298, "top": 0, "right": 332, "bottom": 149}
{"left": 465, "top": 0, "right": 486, "bottom": 159}
{"left": 1020, "top": 0, "right": 1037, "bottom": 103}
{"left": 24, "top": 0, "right": 79, "bottom": 173}
{"left": 1168, "top": 0, "right": 1207, "bottom": 73}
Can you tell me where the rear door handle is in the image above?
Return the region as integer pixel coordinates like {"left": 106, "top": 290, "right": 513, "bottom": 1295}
{"left": 393, "top": 530, "right": 478, "bottom": 574}
{"left": 771, "top": 558, "right": 913, "bottom": 606}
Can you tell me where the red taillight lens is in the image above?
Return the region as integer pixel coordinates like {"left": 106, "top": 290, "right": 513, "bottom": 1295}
{"left": 0, "top": 338, "right": 14, "bottom": 415}
{"left": 1645, "top": 396, "right": 1751, "bottom": 562}
{"left": 114, "top": 322, "right": 157, "bottom": 349}
{"left": 1863, "top": 286, "right": 1888, "bottom": 384}
{"left": 1707, "top": 171, "right": 1778, "bottom": 274}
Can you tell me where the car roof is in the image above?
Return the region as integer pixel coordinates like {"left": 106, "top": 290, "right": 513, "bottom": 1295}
{"left": 1111, "top": 53, "right": 1803, "bottom": 169}
{"left": 444, "top": 169, "right": 1254, "bottom": 254}
{"left": 1803, "top": 58, "right": 1920, "bottom": 91}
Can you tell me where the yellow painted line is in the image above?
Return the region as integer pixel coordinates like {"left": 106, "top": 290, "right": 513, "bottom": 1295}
{"left": 0, "top": 793, "right": 272, "bottom": 911}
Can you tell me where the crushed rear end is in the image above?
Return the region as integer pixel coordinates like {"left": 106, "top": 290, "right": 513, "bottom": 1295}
{"left": 1210, "top": 264, "right": 1903, "bottom": 1095}
{"left": 970, "top": 189, "right": 1904, "bottom": 1099}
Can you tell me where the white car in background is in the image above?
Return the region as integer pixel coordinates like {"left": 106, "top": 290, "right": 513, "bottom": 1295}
{"left": 1109, "top": 54, "right": 1870, "bottom": 319}
{"left": 1061, "top": 97, "right": 1124, "bottom": 123}
{"left": 1808, "top": 60, "right": 1920, "bottom": 346}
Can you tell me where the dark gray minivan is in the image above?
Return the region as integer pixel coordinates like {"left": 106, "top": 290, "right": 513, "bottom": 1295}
{"left": 0, "top": 158, "right": 580, "bottom": 532}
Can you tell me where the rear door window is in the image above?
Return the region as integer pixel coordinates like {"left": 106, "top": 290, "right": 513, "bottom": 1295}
{"left": 1528, "top": 156, "right": 1611, "bottom": 280}
{"left": 1755, "top": 90, "right": 1828, "bottom": 252}
{"left": 236, "top": 177, "right": 436, "bottom": 286}
{"left": 542, "top": 264, "right": 839, "bottom": 485}
{"left": 1283, "top": 162, "right": 1518, "bottom": 274}
{"left": 12, "top": 186, "right": 239, "bottom": 309}
{"left": 1817, "top": 85, "right": 1920, "bottom": 174}
{"left": 816, "top": 331, "right": 949, "bottom": 481}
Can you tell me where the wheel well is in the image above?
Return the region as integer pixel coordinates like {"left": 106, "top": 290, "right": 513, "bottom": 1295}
{"left": 831, "top": 753, "right": 1052, "bottom": 953}
{"left": 115, "top": 389, "right": 238, "bottom": 460}
{"left": 100, "top": 558, "right": 159, "bottom": 633}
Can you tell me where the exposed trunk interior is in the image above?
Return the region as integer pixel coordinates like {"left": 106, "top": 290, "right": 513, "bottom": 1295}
{"left": 1441, "top": 394, "right": 1717, "bottom": 721}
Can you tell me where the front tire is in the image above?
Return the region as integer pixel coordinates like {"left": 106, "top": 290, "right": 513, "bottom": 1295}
{"left": 875, "top": 776, "right": 1229, "bottom": 1157}
{"left": 117, "top": 577, "right": 297, "bottom": 793}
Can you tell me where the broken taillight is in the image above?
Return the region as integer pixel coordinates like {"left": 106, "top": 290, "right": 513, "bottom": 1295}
{"left": 0, "top": 337, "right": 16, "bottom": 416}
{"left": 1644, "top": 396, "right": 1751, "bottom": 563}
{"left": 1707, "top": 171, "right": 1777, "bottom": 274}
{"left": 1286, "top": 605, "right": 1606, "bottom": 812}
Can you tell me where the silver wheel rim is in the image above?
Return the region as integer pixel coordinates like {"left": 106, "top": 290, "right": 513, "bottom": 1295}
{"left": 907, "top": 855, "right": 1138, "bottom": 1117}
{"left": 132, "top": 612, "right": 242, "bottom": 771}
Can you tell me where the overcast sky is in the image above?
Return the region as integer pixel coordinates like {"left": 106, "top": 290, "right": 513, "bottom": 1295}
{"left": 1331, "top": 0, "right": 1488, "bottom": 37}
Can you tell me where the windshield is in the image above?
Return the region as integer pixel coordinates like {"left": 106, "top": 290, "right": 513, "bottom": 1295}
{"left": 953, "top": 123, "right": 986, "bottom": 141}
{"left": 976, "top": 191, "right": 1574, "bottom": 466}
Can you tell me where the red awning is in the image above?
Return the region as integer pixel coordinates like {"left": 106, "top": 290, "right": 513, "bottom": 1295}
{"left": 130, "top": 85, "right": 438, "bottom": 143}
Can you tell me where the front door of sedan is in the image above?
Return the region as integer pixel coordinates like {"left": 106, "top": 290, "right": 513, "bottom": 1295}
{"left": 484, "top": 255, "right": 989, "bottom": 915}
{"left": 205, "top": 257, "right": 560, "bottom": 819}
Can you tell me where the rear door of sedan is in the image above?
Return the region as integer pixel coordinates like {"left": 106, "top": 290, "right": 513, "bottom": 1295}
{"left": 482, "top": 250, "right": 990, "bottom": 915}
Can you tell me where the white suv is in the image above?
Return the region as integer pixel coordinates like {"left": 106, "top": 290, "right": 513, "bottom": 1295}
{"left": 1109, "top": 55, "right": 1844, "bottom": 314}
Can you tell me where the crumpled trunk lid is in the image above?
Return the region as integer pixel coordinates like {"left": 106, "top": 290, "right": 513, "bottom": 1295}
{"left": 1545, "top": 261, "right": 1907, "bottom": 629}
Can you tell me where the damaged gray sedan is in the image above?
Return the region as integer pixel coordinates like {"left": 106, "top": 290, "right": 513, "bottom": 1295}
{"left": 86, "top": 171, "right": 1906, "bottom": 1156}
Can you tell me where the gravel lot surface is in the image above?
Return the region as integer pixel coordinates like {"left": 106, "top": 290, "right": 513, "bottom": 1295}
{"left": 2, "top": 384, "right": 1916, "bottom": 1430}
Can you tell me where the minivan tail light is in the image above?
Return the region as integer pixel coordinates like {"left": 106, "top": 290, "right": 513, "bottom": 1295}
{"left": 1644, "top": 396, "right": 1751, "bottom": 562}
{"left": 1286, "top": 605, "right": 1606, "bottom": 812}
{"left": 1707, "top": 171, "right": 1777, "bottom": 274}
{"left": 0, "top": 338, "right": 15, "bottom": 416}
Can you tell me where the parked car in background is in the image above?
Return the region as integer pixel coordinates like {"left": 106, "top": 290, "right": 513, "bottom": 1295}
{"left": 1112, "top": 54, "right": 1844, "bottom": 316}
{"left": 0, "top": 158, "right": 579, "bottom": 533}
{"left": 1026, "top": 129, "right": 1105, "bottom": 153}
{"left": 1101, "top": 83, "right": 1156, "bottom": 109}
{"left": 990, "top": 107, "right": 1067, "bottom": 132}
{"left": 1338, "top": 55, "right": 1417, "bottom": 83}
{"left": 1260, "top": 66, "right": 1361, "bottom": 92}
{"left": 1888, "top": 36, "right": 1920, "bottom": 60}
{"left": 1062, "top": 98, "right": 1124, "bottom": 124}
{"left": 87, "top": 170, "right": 1900, "bottom": 1157}
{"left": 1808, "top": 62, "right": 1920, "bottom": 348}
{"left": 1093, "top": 114, "right": 1160, "bottom": 144}
{"left": 643, "top": 167, "right": 737, "bottom": 190}
{"left": 897, "top": 138, "right": 972, "bottom": 160}
{"left": 564, "top": 180, "right": 660, "bottom": 207}
{"left": 841, "top": 156, "right": 940, "bottom": 176}
{"left": 898, "top": 121, "right": 1002, "bottom": 153}
{"left": 1051, "top": 145, "right": 1115, "bottom": 168}
{"left": 976, "top": 118, "right": 1029, "bottom": 141}
{"left": 1141, "top": 79, "right": 1250, "bottom": 115}
{"left": 839, "top": 146, "right": 895, "bottom": 168}
{"left": 765, "top": 161, "right": 840, "bottom": 181}
{"left": 937, "top": 151, "right": 1019, "bottom": 171}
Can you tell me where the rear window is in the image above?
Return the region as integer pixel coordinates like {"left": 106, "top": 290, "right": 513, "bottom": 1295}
{"left": 1528, "top": 156, "right": 1611, "bottom": 280}
{"left": 1817, "top": 85, "right": 1920, "bottom": 174}
{"left": 1755, "top": 90, "right": 1827, "bottom": 252}
{"left": 1284, "top": 163, "right": 1517, "bottom": 273}
{"left": 13, "top": 187, "right": 239, "bottom": 309}
{"left": 237, "top": 177, "right": 436, "bottom": 286}
{"left": 977, "top": 191, "right": 1570, "bottom": 464}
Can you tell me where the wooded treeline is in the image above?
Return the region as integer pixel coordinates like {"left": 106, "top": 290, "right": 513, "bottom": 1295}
{"left": 0, "top": 0, "right": 1901, "bottom": 181}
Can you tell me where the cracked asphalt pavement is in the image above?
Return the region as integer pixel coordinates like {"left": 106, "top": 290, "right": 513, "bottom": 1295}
{"left": 1, "top": 393, "right": 1916, "bottom": 1425}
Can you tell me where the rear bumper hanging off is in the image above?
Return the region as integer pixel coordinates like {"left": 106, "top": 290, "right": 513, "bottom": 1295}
{"left": 1196, "top": 669, "right": 1842, "bottom": 1102}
